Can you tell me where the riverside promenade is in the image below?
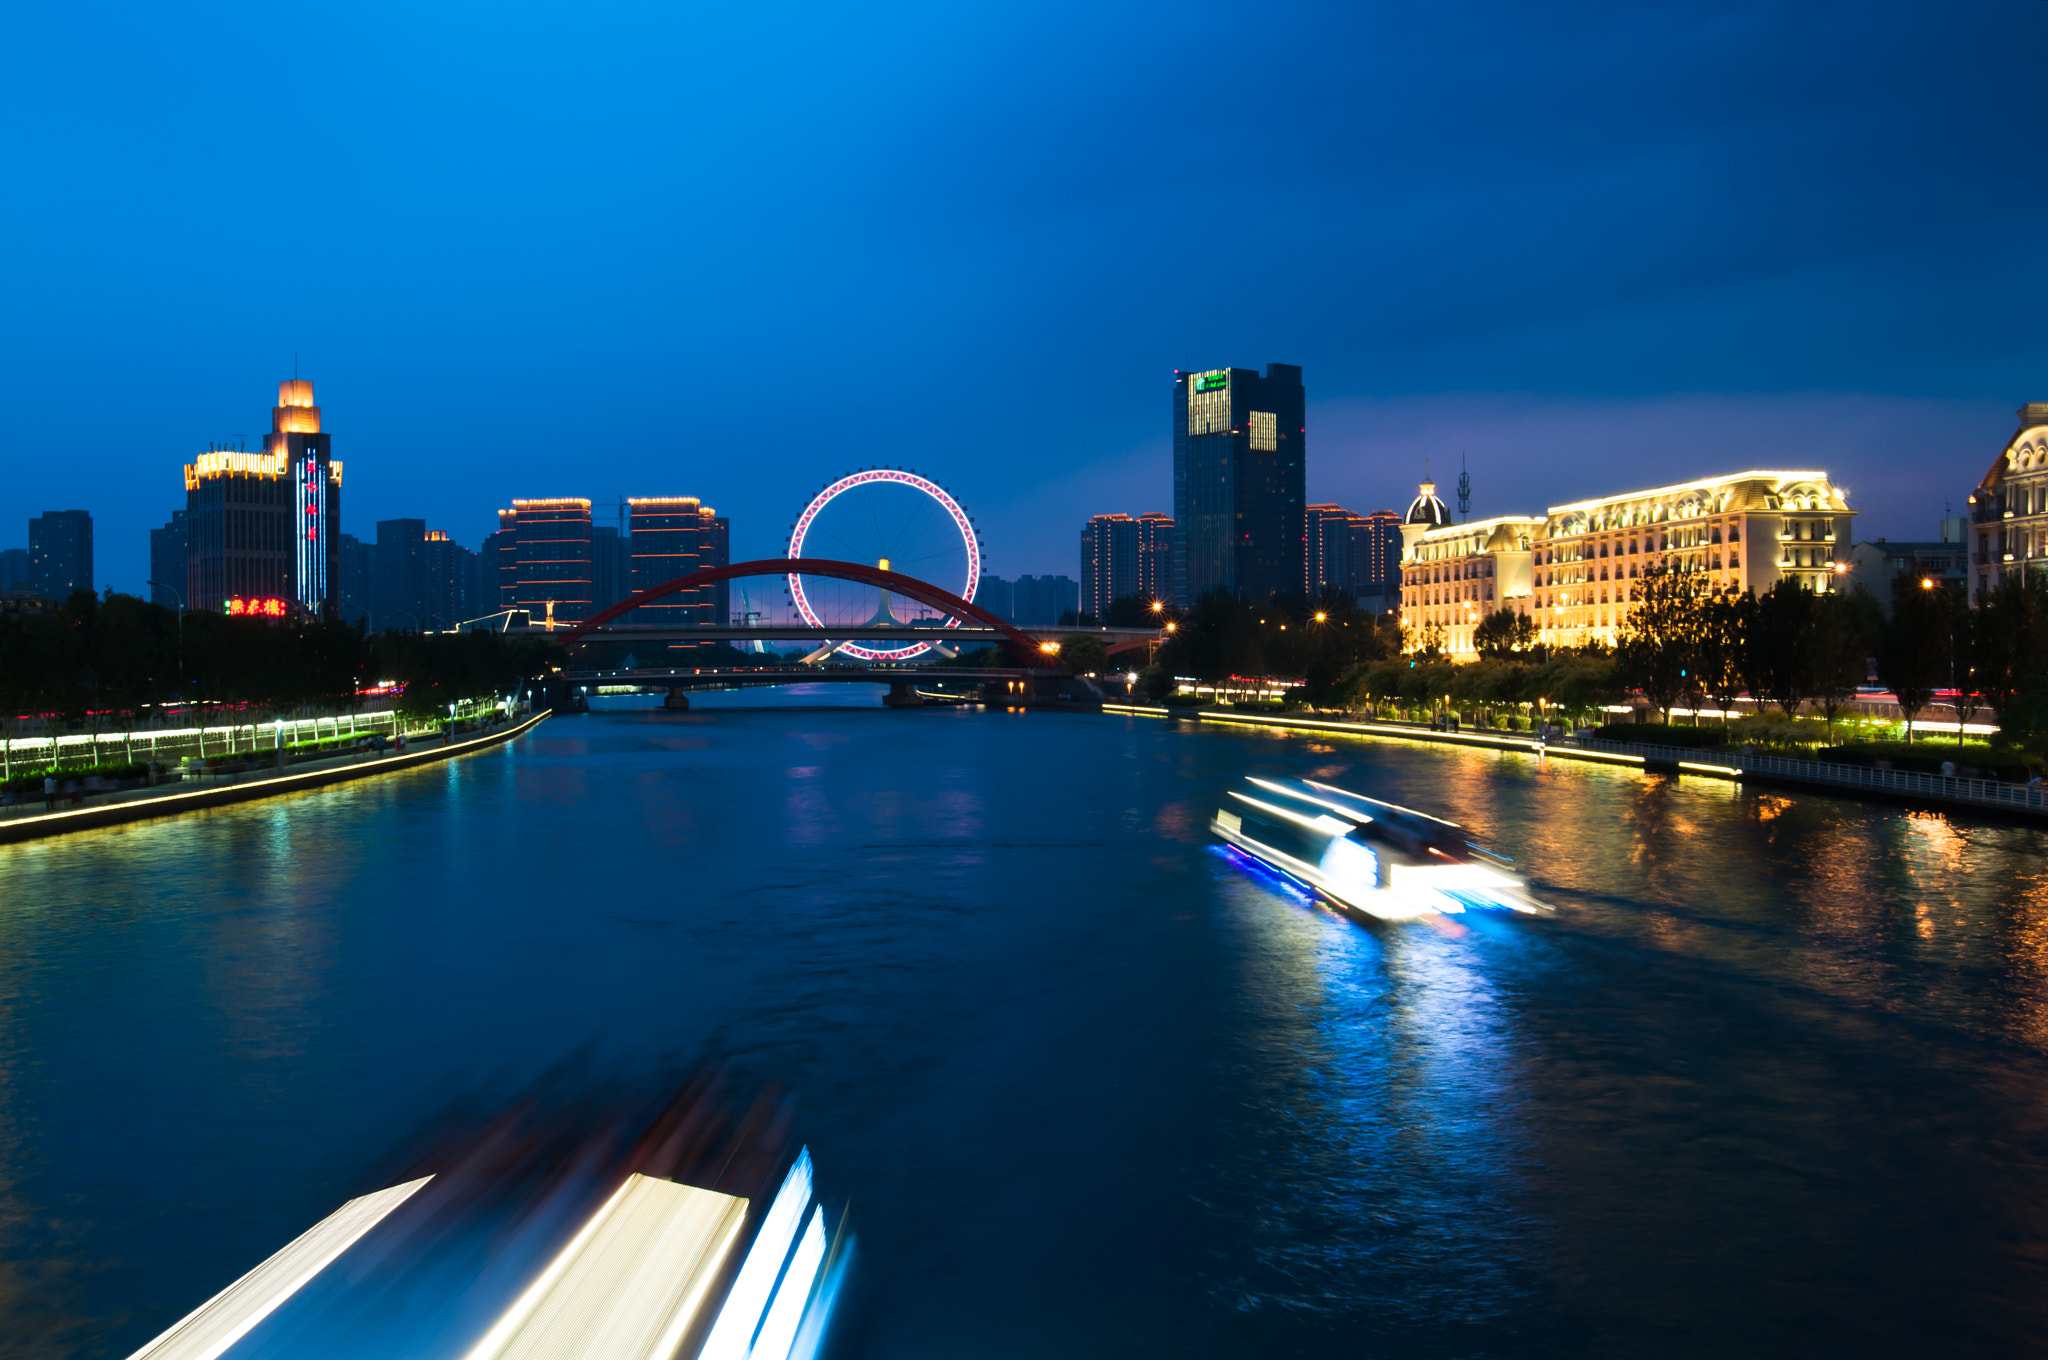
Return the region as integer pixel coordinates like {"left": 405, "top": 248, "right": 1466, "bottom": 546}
{"left": 1105, "top": 703, "right": 2048, "bottom": 822}
{"left": 0, "top": 710, "right": 549, "bottom": 846}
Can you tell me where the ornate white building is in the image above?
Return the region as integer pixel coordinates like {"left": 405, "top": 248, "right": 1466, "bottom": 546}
{"left": 1966, "top": 403, "right": 2048, "bottom": 605}
{"left": 1397, "top": 469, "right": 1855, "bottom": 658}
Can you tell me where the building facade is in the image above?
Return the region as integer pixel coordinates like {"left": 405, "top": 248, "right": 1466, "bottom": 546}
{"left": 484, "top": 520, "right": 518, "bottom": 614}
{"left": 149, "top": 511, "right": 187, "bottom": 609}
{"left": 338, "top": 532, "right": 373, "bottom": 622}
{"left": 0, "top": 548, "right": 30, "bottom": 593}
{"left": 509, "top": 499, "right": 594, "bottom": 625}
{"left": 1966, "top": 403, "right": 2048, "bottom": 604}
{"left": 1398, "top": 514, "right": 1543, "bottom": 656}
{"left": 184, "top": 380, "right": 341, "bottom": 615}
{"left": 1011, "top": 574, "right": 1080, "bottom": 626}
{"left": 1136, "top": 512, "right": 1173, "bottom": 603}
{"left": 1081, "top": 513, "right": 1139, "bottom": 620}
{"left": 1845, "top": 530, "right": 1968, "bottom": 609}
{"left": 1172, "top": 363, "right": 1306, "bottom": 604}
{"left": 29, "top": 510, "right": 93, "bottom": 600}
{"left": 1396, "top": 470, "right": 1854, "bottom": 659}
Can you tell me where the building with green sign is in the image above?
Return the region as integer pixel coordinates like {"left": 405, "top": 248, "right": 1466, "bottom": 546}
{"left": 1171, "top": 363, "right": 1305, "bottom": 604}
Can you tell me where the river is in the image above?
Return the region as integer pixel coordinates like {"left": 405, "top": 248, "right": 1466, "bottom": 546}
{"left": 4, "top": 687, "right": 2048, "bottom": 1358}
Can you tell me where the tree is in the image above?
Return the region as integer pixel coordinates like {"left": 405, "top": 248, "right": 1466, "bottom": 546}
{"left": 1694, "top": 591, "right": 1746, "bottom": 727}
{"left": 1615, "top": 565, "right": 1699, "bottom": 722}
{"left": 1102, "top": 593, "right": 1161, "bottom": 627}
{"left": 1154, "top": 589, "right": 1264, "bottom": 685}
{"left": 1975, "top": 575, "right": 2048, "bottom": 723}
{"left": 1406, "top": 621, "right": 1447, "bottom": 661}
{"left": 1810, "top": 589, "right": 1870, "bottom": 741}
{"left": 1748, "top": 578, "right": 1819, "bottom": 718}
{"left": 1057, "top": 633, "right": 1109, "bottom": 675}
{"left": 1472, "top": 608, "right": 1537, "bottom": 658}
{"left": 1877, "top": 574, "right": 1951, "bottom": 745}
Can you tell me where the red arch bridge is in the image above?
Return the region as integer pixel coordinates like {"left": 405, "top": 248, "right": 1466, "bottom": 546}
{"left": 541, "top": 559, "right": 1164, "bottom": 704}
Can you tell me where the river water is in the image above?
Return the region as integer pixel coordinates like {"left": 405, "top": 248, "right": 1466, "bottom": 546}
{"left": 5, "top": 688, "right": 2048, "bottom": 1358}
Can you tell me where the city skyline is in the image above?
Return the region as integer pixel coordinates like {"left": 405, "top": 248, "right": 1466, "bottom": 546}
{"left": 3, "top": 3, "right": 2044, "bottom": 594}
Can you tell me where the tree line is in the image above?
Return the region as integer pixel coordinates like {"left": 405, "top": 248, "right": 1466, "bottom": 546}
{"left": 1123, "top": 572, "right": 2048, "bottom": 752}
{"left": 0, "top": 590, "right": 560, "bottom": 762}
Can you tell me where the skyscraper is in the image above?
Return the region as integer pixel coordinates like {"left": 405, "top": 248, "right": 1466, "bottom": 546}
{"left": 704, "top": 509, "right": 730, "bottom": 627}
{"left": 1136, "top": 512, "right": 1173, "bottom": 603}
{"left": 591, "top": 525, "right": 631, "bottom": 612}
{"left": 338, "top": 532, "right": 374, "bottom": 621}
{"left": 0, "top": 549, "right": 31, "bottom": 593}
{"left": 483, "top": 515, "right": 518, "bottom": 613}
{"left": 268, "top": 380, "right": 342, "bottom": 615}
{"left": 1305, "top": 504, "right": 1404, "bottom": 610}
{"left": 185, "top": 380, "right": 339, "bottom": 614}
{"left": 29, "top": 510, "right": 93, "bottom": 600}
{"left": 149, "top": 511, "right": 187, "bottom": 608}
{"left": 423, "top": 531, "right": 480, "bottom": 628}
{"left": 511, "top": 499, "right": 594, "bottom": 625}
{"left": 1080, "top": 513, "right": 1139, "bottom": 620}
{"left": 1172, "top": 364, "right": 1305, "bottom": 603}
{"left": 628, "top": 498, "right": 704, "bottom": 629}
{"left": 374, "top": 519, "right": 429, "bottom": 628}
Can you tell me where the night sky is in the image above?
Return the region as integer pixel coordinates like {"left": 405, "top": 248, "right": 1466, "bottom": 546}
{"left": 3, "top": 1, "right": 2044, "bottom": 593}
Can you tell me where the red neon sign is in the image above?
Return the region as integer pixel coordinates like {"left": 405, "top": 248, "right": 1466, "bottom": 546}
{"left": 225, "top": 597, "right": 288, "bottom": 617}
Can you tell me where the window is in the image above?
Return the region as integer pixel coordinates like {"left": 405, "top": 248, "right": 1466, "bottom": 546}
{"left": 1248, "top": 411, "right": 1277, "bottom": 451}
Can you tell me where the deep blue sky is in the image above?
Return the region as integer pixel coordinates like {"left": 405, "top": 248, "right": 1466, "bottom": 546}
{"left": 3, "top": 0, "right": 2045, "bottom": 593}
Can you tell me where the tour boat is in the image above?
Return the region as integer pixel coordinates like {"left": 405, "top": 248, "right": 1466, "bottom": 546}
{"left": 1210, "top": 776, "right": 1547, "bottom": 920}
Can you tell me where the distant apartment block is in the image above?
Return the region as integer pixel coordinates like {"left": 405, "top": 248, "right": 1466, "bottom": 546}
{"left": 29, "top": 509, "right": 93, "bottom": 600}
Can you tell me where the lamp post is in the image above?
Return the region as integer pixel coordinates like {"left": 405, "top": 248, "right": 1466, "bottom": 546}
{"left": 147, "top": 579, "right": 185, "bottom": 687}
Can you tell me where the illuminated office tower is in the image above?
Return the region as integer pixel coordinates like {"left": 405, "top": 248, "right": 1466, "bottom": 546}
{"left": 269, "top": 380, "right": 341, "bottom": 614}
{"left": 1135, "top": 512, "right": 1173, "bottom": 603}
{"left": 424, "top": 531, "right": 480, "bottom": 628}
{"left": 1080, "top": 513, "right": 1139, "bottom": 620}
{"left": 185, "top": 379, "right": 340, "bottom": 614}
{"left": 1172, "top": 363, "right": 1305, "bottom": 603}
{"left": 511, "top": 499, "right": 594, "bottom": 625}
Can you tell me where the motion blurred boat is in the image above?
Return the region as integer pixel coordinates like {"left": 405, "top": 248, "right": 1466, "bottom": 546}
{"left": 1210, "top": 776, "right": 1547, "bottom": 920}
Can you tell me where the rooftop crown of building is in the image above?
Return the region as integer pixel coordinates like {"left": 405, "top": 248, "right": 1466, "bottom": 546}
{"left": 272, "top": 379, "right": 321, "bottom": 434}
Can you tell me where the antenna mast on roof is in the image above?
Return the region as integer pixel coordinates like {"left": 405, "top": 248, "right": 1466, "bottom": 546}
{"left": 1456, "top": 453, "right": 1471, "bottom": 522}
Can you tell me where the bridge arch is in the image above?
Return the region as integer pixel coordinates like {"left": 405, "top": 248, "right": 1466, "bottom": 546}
{"left": 555, "top": 558, "right": 1047, "bottom": 664}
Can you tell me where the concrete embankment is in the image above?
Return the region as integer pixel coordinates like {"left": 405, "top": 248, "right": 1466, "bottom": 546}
{"left": 1103, "top": 703, "right": 2048, "bottom": 823}
{"left": 0, "top": 711, "right": 550, "bottom": 847}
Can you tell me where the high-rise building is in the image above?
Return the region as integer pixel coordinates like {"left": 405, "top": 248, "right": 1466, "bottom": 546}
{"left": 511, "top": 499, "right": 594, "bottom": 625}
{"left": 338, "top": 533, "right": 374, "bottom": 622}
{"left": 1136, "top": 513, "right": 1173, "bottom": 603}
{"left": 1011, "top": 574, "right": 1080, "bottom": 626}
{"left": 268, "top": 380, "right": 341, "bottom": 615}
{"left": 0, "top": 549, "right": 31, "bottom": 593}
{"left": 483, "top": 517, "right": 518, "bottom": 613}
{"left": 628, "top": 498, "right": 704, "bottom": 629}
{"left": 704, "top": 510, "right": 730, "bottom": 627}
{"left": 1080, "top": 514, "right": 1139, "bottom": 620}
{"left": 29, "top": 510, "right": 93, "bottom": 600}
{"left": 977, "top": 574, "right": 1015, "bottom": 622}
{"left": 591, "top": 525, "right": 632, "bottom": 612}
{"left": 374, "top": 519, "right": 428, "bottom": 629}
{"left": 423, "top": 531, "right": 480, "bottom": 628}
{"left": 1171, "top": 363, "right": 1306, "bottom": 604}
{"left": 1306, "top": 504, "right": 1359, "bottom": 596}
{"left": 1305, "top": 504, "right": 1403, "bottom": 608}
{"left": 149, "top": 511, "right": 187, "bottom": 608}
{"left": 185, "top": 380, "right": 340, "bottom": 614}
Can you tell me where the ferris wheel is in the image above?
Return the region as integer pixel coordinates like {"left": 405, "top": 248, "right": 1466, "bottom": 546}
{"left": 786, "top": 468, "right": 982, "bottom": 661}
